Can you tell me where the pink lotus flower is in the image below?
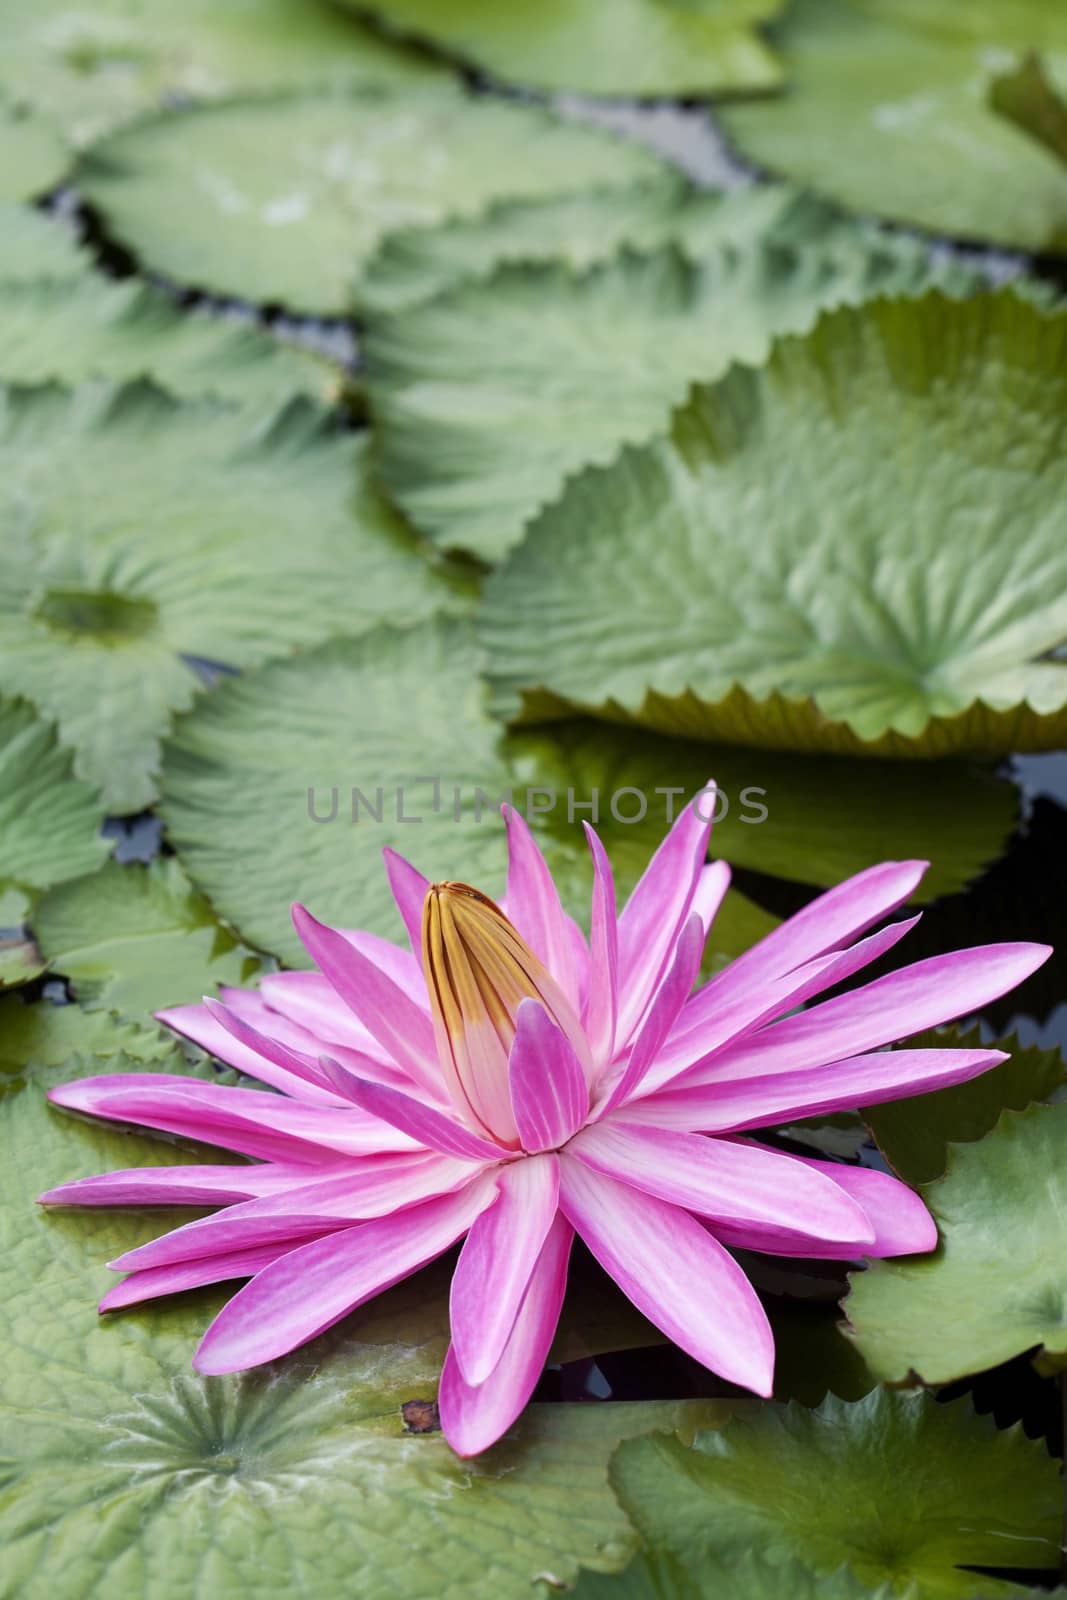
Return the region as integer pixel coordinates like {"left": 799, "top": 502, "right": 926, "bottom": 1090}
{"left": 40, "top": 800, "right": 1049, "bottom": 1455}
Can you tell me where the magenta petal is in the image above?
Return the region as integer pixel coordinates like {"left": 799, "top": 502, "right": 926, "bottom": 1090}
{"left": 615, "top": 794, "right": 713, "bottom": 1044}
{"left": 788, "top": 1158, "right": 937, "bottom": 1257}
{"left": 637, "top": 1047, "right": 1010, "bottom": 1132}
{"left": 557, "top": 1155, "right": 774, "bottom": 1396}
{"left": 291, "top": 904, "right": 439, "bottom": 1092}
{"left": 603, "top": 915, "right": 705, "bottom": 1113}
{"left": 100, "top": 1241, "right": 315, "bottom": 1311}
{"left": 449, "top": 1153, "right": 559, "bottom": 1384}
{"left": 508, "top": 1001, "right": 589, "bottom": 1153}
{"left": 47, "top": 1074, "right": 419, "bottom": 1159}
{"left": 203, "top": 997, "right": 341, "bottom": 1097}
{"left": 37, "top": 1162, "right": 320, "bottom": 1207}
{"left": 582, "top": 824, "right": 618, "bottom": 1064}
{"left": 110, "top": 1153, "right": 477, "bottom": 1271}
{"left": 692, "top": 860, "right": 731, "bottom": 932}
{"left": 504, "top": 806, "right": 582, "bottom": 1011}
{"left": 336, "top": 928, "right": 427, "bottom": 1007}
{"left": 684, "top": 944, "right": 1051, "bottom": 1088}
{"left": 382, "top": 846, "right": 430, "bottom": 955}
{"left": 194, "top": 1176, "right": 496, "bottom": 1373}
{"left": 158, "top": 1002, "right": 345, "bottom": 1104}
{"left": 568, "top": 1123, "right": 874, "bottom": 1247}
{"left": 439, "top": 1213, "right": 573, "bottom": 1457}
{"left": 319, "top": 1063, "right": 505, "bottom": 1161}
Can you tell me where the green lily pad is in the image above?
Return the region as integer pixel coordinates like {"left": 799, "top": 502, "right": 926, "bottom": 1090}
{"left": 609, "top": 1390, "right": 1061, "bottom": 1597}
{"left": 0, "top": 380, "right": 460, "bottom": 811}
{"left": 990, "top": 51, "right": 1067, "bottom": 166}
{"left": 0, "top": 0, "right": 444, "bottom": 146}
{"left": 570, "top": 1551, "right": 902, "bottom": 1599}
{"left": 482, "top": 290, "right": 1067, "bottom": 758}
{"left": 845, "top": 1102, "right": 1067, "bottom": 1385}
{"left": 0, "top": 695, "right": 108, "bottom": 895}
{"left": 506, "top": 720, "right": 1017, "bottom": 902}
{"left": 865, "top": 1027, "right": 1066, "bottom": 1186}
{"left": 346, "top": 0, "right": 782, "bottom": 95}
{"left": 718, "top": 0, "right": 1067, "bottom": 254}
{"left": 78, "top": 85, "right": 666, "bottom": 313}
{"left": 158, "top": 620, "right": 779, "bottom": 966}
{"left": 0, "top": 276, "right": 338, "bottom": 410}
{"left": 0, "top": 100, "right": 68, "bottom": 200}
{"left": 365, "top": 228, "right": 966, "bottom": 560}
{"left": 33, "top": 857, "right": 262, "bottom": 1019}
{"left": 0, "top": 202, "right": 91, "bottom": 281}
{"left": 0, "top": 996, "right": 180, "bottom": 1071}
{"left": 5, "top": 1046, "right": 726, "bottom": 1600}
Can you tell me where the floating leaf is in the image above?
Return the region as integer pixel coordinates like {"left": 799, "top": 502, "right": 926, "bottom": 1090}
{"left": 0, "top": 202, "right": 91, "bottom": 281}
{"left": 482, "top": 291, "right": 1067, "bottom": 757}
{"left": 0, "top": 381, "right": 460, "bottom": 810}
{"left": 4, "top": 1046, "right": 725, "bottom": 1599}
{"left": 719, "top": 0, "right": 1067, "bottom": 254}
{"left": 33, "top": 858, "right": 261, "bottom": 1020}
{"left": 0, "top": 276, "right": 337, "bottom": 410}
{"left": 0, "top": 995, "right": 180, "bottom": 1071}
{"left": 610, "top": 1390, "right": 1061, "bottom": 1597}
{"left": 78, "top": 85, "right": 665, "bottom": 312}
{"left": 865, "top": 1027, "right": 1066, "bottom": 1187}
{"left": 347, "top": 0, "right": 783, "bottom": 95}
{"left": 0, "top": 0, "right": 445, "bottom": 146}
{"left": 989, "top": 51, "right": 1067, "bottom": 166}
{"left": 0, "top": 100, "right": 68, "bottom": 201}
{"left": 846, "top": 1103, "right": 1067, "bottom": 1385}
{"left": 159, "top": 621, "right": 778, "bottom": 966}
{"left": 0, "top": 696, "right": 108, "bottom": 895}
{"left": 366, "top": 230, "right": 966, "bottom": 560}
{"left": 505, "top": 720, "right": 1017, "bottom": 902}
{"left": 570, "top": 1551, "right": 901, "bottom": 1599}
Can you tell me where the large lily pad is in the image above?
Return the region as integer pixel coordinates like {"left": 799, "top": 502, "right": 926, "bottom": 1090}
{"left": 78, "top": 85, "right": 665, "bottom": 313}
{"left": 366, "top": 228, "right": 966, "bottom": 560}
{"left": 0, "top": 696, "right": 108, "bottom": 896}
{"left": 347, "top": 0, "right": 782, "bottom": 95}
{"left": 570, "top": 1552, "right": 902, "bottom": 1599}
{"left": 0, "top": 0, "right": 444, "bottom": 146}
{"left": 0, "top": 202, "right": 91, "bottom": 281}
{"left": 865, "top": 1027, "right": 1066, "bottom": 1187}
{"left": 33, "top": 858, "right": 262, "bottom": 1020}
{"left": 0, "top": 995, "right": 180, "bottom": 1070}
{"left": 718, "top": 0, "right": 1067, "bottom": 254}
{"left": 0, "top": 276, "right": 337, "bottom": 410}
{"left": 4, "top": 1045, "right": 725, "bottom": 1600}
{"left": 609, "top": 1390, "right": 1061, "bottom": 1597}
{"left": 0, "top": 100, "right": 68, "bottom": 200}
{"left": 158, "top": 621, "right": 781, "bottom": 966}
{"left": 990, "top": 52, "right": 1067, "bottom": 166}
{"left": 845, "top": 1102, "right": 1067, "bottom": 1385}
{"left": 482, "top": 291, "right": 1067, "bottom": 758}
{"left": 0, "top": 380, "right": 460, "bottom": 811}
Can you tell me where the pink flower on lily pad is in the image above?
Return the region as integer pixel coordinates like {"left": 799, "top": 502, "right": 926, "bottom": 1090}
{"left": 40, "top": 799, "right": 1049, "bottom": 1455}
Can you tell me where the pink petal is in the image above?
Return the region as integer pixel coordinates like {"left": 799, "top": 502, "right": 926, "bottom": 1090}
{"left": 601, "top": 915, "right": 705, "bottom": 1114}
{"left": 615, "top": 793, "right": 714, "bottom": 1045}
{"left": 582, "top": 824, "right": 618, "bottom": 1065}
{"left": 110, "top": 1152, "right": 477, "bottom": 1271}
{"left": 257, "top": 970, "right": 396, "bottom": 1061}
{"left": 508, "top": 1000, "right": 588, "bottom": 1153}
{"left": 694, "top": 859, "right": 928, "bottom": 1008}
{"left": 786, "top": 1157, "right": 937, "bottom": 1257}
{"left": 635, "top": 1046, "right": 1009, "bottom": 1132}
{"left": 692, "top": 860, "right": 731, "bottom": 933}
{"left": 557, "top": 1155, "right": 774, "bottom": 1396}
{"left": 291, "top": 904, "right": 439, "bottom": 1092}
{"left": 194, "top": 1176, "right": 496, "bottom": 1373}
{"left": 204, "top": 997, "right": 342, "bottom": 1097}
{"left": 318, "top": 1063, "right": 506, "bottom": 1161}
{"left": 37, "top": 1162, "right": 322, "bottom": 1207}
{"left": 504, "top": 806, "right": 581, "bottom": 1011}
{"left": 157, "top": 1001, "right": 346, "bottom": 1105}
{"left": 568, "top": 1123, "right": 874, "bottom": 1247}
{"left": 681, "top": 944, "right": 1051, "bottom": 1089}
{"left": 383, "top": 846, "right": 430, "bottom": 955}
{"left": 100, "top": 1240, "right": 313, "bottom": 1311}
{"left": 336, "top": 928, "right": 427, "bottom": 1007}
{"left": 449, "top": 1153, "right": 559, "bottom": 1384}
{"left": 47, "top": 1074, "right": 419, "bottom": 1160}
{"left": 439, "top": 1213, "right": 573, "bottom": 1457}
